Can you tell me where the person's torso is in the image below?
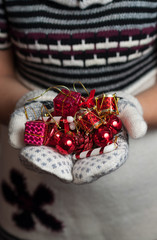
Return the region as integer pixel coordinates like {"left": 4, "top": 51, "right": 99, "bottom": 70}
{"left": 1, "top": 0, "right": 157, "bottom": 93}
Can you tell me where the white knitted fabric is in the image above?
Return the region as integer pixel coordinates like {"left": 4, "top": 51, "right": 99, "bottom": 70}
{"left": 50, "top": 0, "right": 113, "bottom": 9}
{"left": 114, "top": 91, "right": 147, "bottom": 139}
{"left": 8, "top": 90, "right": 147, "bottom": 184}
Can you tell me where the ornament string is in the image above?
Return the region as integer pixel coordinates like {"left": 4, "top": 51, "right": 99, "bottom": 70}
{"left": 73, "top": 81, "right": 89, "bottom": 96}
{"left": 27, "top": 85, "right": 77, "bottom": 102}
{"left": 24, "top": 105, "right": 37, "bottom": 120}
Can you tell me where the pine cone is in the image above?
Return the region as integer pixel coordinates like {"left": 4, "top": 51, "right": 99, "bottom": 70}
{"left": 75, "top": 132, "right": 93, "bottom": 153}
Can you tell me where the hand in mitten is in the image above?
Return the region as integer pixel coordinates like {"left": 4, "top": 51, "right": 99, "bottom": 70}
{"left": 8, "top": 90, "right": 147, "bottom": 184}
{"left": 9, "top": 90, "right": 74, "bottom": 182}
{"left": 72, "top": 91, "right": 147, "bottom": 184}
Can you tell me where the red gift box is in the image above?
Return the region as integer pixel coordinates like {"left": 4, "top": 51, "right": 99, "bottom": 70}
{"left": 95, "top": 94, "right": 118, "bottom": 115}
{"left": 24, "top": 120, "right": 48, "bottom": 146}
{"left": 76, "top": 109, "right": 102, "bottom": 133}
{"left": 53, "top": 89, "right": 81, "bottom": 117}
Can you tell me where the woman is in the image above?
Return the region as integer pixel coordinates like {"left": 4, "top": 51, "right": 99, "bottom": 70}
{"left": 0, "top": 1, "right": 157, "bottom": 239}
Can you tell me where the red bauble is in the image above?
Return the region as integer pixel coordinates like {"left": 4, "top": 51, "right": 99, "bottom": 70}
{"left": 56, "top": 134, "right": 75, "bottom": 155}
{"left": 93, "top": 126, "right": 113, "bottom": 147}
{"left": 107, "top": 115, "right": 122, "bottom": 134}
{"left": 48, "top": 130, "right": 63, "bottom": 146}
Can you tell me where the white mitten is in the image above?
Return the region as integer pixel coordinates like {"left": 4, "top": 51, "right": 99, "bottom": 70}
{"left": 9, "top": 90, "right": 73, "bottom": 183}
{"left": 8, "top": 90, "right": 147, "bottom": 184}
{"left": 72, "top": 91, "right": 147, "bottom": 184}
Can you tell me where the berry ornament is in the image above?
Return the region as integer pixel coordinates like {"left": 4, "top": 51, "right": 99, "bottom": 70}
{"left": 48, "top": 130, "right": 63, "bottom": 146}
{"left": 107, "top": 115, "right": 122, "bottom": 135}
{"left": 56, "top": 134, "right": 76, "bottom": 155}
{"left": 93, "top": 126, "right": 113, "bottom": 147}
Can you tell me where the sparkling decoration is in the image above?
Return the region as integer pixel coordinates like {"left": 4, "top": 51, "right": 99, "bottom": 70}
{"left": 24, "top": 85, "right": 122, "bottom": 158}
{"left": 24, "top": 121, "right": 48, "bottom": 146}
{"left": 56, "top": 134, "right": 75, "bottom": 155}
{"left": 107, "top": 115, "right": 122, "bottom": 135}
{"left": 48, "top": 130, "right": 63, "bottom": 146}
{"left": 75, "top": 132, "right": 93, "bottom": 153}
{"left": 53, "top": 89, "right": 81, "bottom": 117}
{"left": 95, "top": 93, "right": 119, "bottom": 116}
{"left": 76, "top": 109, "right": 102, "bottom": 133}
{"left": 93, "top": 126, "right": 113, "bottom": 147}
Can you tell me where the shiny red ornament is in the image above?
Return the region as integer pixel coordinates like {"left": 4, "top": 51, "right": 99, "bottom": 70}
{"left": 56, "top": 134, "right": 75, "bottom": 155}
{"left": 48, "top": 130, "right": 63, "bottom": 146}
{"left": 93, "top": 126, "right": 113, "bottom": 147}
{"left": 107, "top": 115, "right": 122, "bottom": 135}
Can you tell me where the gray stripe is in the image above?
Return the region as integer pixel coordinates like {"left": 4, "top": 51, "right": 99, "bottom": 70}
{"left": 18, "top": 50, "right": 156, "bottom": 85}
{"left": 18, "top": 48, "right": 156, "bottom": 76}
{"left": 8, "top": 11, "right": 157, "bottom": 27}
{"left": 6, "top": 1, "right": 157, "bottom": 16}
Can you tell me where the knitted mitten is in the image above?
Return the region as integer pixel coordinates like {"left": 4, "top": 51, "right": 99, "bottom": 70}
{"left": 72, "top": 91, "right": 147, "bottom": 184}
{"left": 9, "top": 90, "right": 73, "bottom": 182}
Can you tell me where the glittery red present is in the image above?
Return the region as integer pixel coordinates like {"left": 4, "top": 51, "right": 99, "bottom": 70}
{"left": 76, "top": 109, "right": 102, "bottom": 133}
{"left": 95, "top": 94, "right": 118, "bottom": 115}
{"left": 53, "top": 89, "right": 81, "bottom": 117}
{"left": 24, "top": 120, "right": 48, "bottom": 146}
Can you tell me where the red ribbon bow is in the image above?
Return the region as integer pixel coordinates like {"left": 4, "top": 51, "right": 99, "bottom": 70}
{"left": 80, "top": 89, "right": 96, "bottom": 108}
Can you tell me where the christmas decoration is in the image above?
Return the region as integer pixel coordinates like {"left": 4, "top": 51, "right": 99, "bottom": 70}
{"left": 24, "top": 85, "right": 122, "bottom": 159}
{"left": 56, "top": 133, "right": 76, "bottom": 155}
{"left": 93, "top": 126, "right": 113, "bottom": 147}
{"left": 53, "top": 89, "right": 81, "bottom": 117}
{"left": 107, "top": 115, "right": 122, "bottom": 135}
{"left": 74, "top": 132, "right": 93, "bottom": 153}
{"left": 73, "top": 142, "right": 117, "bottom": 160}
{"left": 95, "top": 93, "right": 118, "bottom": 116}
{"left": 24, "top": 121, "right": 48, "bottom": 146}
{"left": 76, "top": 109, "right": 102, "bottom": 133}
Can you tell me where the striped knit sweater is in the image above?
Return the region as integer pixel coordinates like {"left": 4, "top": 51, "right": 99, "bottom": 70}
{"left": 0, "top": 0, "right": 157, "bottom": 95}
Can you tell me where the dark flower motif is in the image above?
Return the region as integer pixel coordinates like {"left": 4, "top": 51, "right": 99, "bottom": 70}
{"left": 1, "top": 169, "right": 63, "bottom": 232}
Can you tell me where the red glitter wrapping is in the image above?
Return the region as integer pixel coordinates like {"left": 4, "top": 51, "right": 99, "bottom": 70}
{"left": 76, "top": 109, "right": 102, "bottom": 133}
{"left": 95, "top": 94, "right": 118, "bottom": 115}
{"left": 53, "top": 89, "right": 81, "bottom": 117}
{"left": 24, "top": 120, "right": 48, "bottom": 146}
{"left": 79, "top": 89, "right": 96, "bottom": 108}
